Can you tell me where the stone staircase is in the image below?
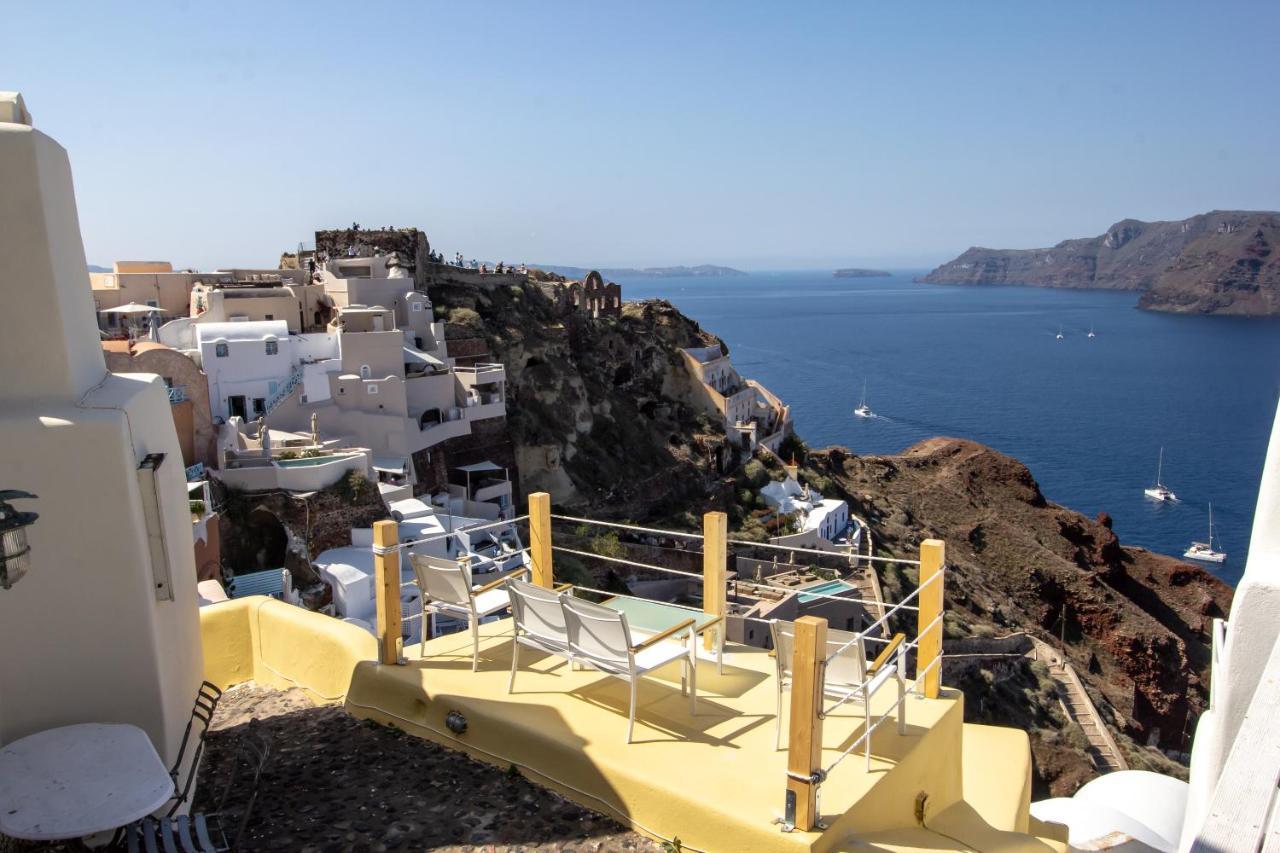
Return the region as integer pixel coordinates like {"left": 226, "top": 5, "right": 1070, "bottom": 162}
{"left": 1031, "top": 638, "right": 1128, "bottom": 773}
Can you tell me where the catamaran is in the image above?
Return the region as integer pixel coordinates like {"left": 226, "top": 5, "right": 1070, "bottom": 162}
{"left": 1087, "top": 324, "right": 1096, "bottom": 339}
{"left": 853, "top": 380, "right": 874, "bottom": 418}
{"left": 1144, "top": 447, "right": 1178, "bottom": 502}
{"left": 1184, "top": 503, "right": 1227, "bottom": 563}
{"left": 1055, "top": 325, "right": 1064, "bottom": 340}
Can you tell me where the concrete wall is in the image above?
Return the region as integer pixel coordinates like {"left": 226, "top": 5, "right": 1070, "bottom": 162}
{"left": 103, "top": 344, "right": 216, "bottom": 468}
{"left": 0, "top": 95, "right": 202, "bottom": 767}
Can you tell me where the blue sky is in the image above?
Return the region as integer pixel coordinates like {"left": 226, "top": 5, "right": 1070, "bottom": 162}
{"left": 4, "top": 2, "right": 1278, "bottom": 270}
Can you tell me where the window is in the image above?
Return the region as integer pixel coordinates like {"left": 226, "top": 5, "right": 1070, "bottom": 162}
{"left": 411, "top": 302, "right": 423, "bottom": 312}
{"left": 252, "top": 398, "right": 265, "bottom": 416}
{"left": 367, "top": 384, "right": 379, "bottom": 395}
{"left": 359, "top": 365, "right": 371, "bottom": 380}
{"left": 215, "top": 342, "right": 229, "bottom": 358}
{"left": 145, "top": 299, "right": 158, "bottom": 308}
{"left": 267, "top": 380, "right": 278, "bottom": 397}
{"left": 264, "top": 314, "right": 274, "bottom": 321}
{"left": 265, "top": 340, "right": 279, "bottom": 356}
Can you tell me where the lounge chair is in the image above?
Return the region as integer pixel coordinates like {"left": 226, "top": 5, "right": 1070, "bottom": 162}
{"left": 771, "top": 621, "right": 906, "bottom": 752}
{"left": 562, "top": 595, "right": 697, "bottom": 743}
{"left": 410, "top": 554, "right": 528, "bottom": 671}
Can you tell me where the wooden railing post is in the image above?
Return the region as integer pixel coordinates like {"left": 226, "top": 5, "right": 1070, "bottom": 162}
{"left": 529, "top": 492, "right": 553, "bottom": 588}
{"left": 373, "top": 519, "right": 402, "bottom": 665}
{"left": 702, "top": 510, "right": 727, "bottom": 651}
{"left": 786, "top": 615, "right": 827, "bottom": 832}
{"left": 916, "top": 539, "right": 945, "bottom": 698}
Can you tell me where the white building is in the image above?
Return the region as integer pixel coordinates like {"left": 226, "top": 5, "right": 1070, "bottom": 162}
{"left": 681, "top": 344, "right": 791, "bottom": 454}
{"left": 195, "top": 320, "right": 294, "bottom": 422}
{"left": 760, "top": 468, "right": 857, "bottom": 550}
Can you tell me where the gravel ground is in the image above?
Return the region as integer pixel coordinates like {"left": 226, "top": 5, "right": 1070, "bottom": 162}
{"left": 194, "top": 684, "right": 664, "bottom": 852}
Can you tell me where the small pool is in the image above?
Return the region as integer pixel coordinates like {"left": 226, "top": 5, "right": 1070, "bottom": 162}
{"left": 276, "top": 454, "right": 354, "bottom": 468}
{"left": 796, "top": 580, "right": 856, "bottom": 604}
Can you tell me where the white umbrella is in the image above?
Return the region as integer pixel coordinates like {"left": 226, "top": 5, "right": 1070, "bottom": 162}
{"left": 99, "top": 303, "right": 162, "bottom": 315}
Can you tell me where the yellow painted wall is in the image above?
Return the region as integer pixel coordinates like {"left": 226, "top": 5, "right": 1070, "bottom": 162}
{"left": 200, "top": 597, "right": 377, "bottom": 704}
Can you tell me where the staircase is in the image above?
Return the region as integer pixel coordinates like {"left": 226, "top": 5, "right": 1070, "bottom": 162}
{"left": 1031, "top": 639, "right": 1128, "bottom": 773}
{"left": 264, "top": 367, "right": 305, "bottom": 417}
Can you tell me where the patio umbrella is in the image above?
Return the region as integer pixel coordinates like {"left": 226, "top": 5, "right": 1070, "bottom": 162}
{"left": 98, "top": 303, "right": 162, "bottom": 315}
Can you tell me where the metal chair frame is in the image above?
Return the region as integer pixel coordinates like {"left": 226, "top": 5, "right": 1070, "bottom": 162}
{"left": 167, "top": 680, "right": 223, "bottom": 816}
{"left": 126, "top": 723, "right": 271, "bottom": 853}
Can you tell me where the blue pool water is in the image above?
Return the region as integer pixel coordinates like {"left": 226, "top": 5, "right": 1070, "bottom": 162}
{"left": 614, "top": 271, "right": 1280, "bottom": 586}
{"left": 797, "top": 580, "right": 859, "bottom": 604}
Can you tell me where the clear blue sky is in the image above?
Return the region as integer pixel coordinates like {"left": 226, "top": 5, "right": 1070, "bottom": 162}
{"left": 5, "top": 2, "right": 1278, "bottom": 270}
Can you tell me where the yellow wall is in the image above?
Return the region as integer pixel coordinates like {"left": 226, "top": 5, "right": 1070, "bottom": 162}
{"left": 200, "top": 597, "right": 377, "bottom": 704}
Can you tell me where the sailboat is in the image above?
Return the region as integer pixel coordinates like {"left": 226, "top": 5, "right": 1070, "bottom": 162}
{"left": 1055, "top": 325, "right": 1064, "bottom": 340}
{"left": 1087, "top": 324, "right": 1096, "bottom": 339}
{"left": 1184, "top": 503, "right": 1226, "bottom": 563}
{"left": 853, "top": 380, "right": 874, "bottom": 418}
{"left": 1144, "top": 447, "right": 1178, "bottom": 502}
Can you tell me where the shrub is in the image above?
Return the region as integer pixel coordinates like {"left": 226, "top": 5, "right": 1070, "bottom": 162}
{"left": 336, "top": 470, "right": 373, "bottom": 504}
{"left": 189, "top": 499, "right": 205, "bottom": 516}
{"left": 276, "top": 450, "right": 298, "bottom": 460}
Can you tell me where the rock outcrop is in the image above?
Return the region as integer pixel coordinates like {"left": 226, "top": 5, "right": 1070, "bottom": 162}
{"left": 921, "top": 210, "right": 1280, "bottom": 315}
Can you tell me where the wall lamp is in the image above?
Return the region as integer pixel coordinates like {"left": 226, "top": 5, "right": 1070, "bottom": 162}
{"left": 0, "top": 490, "right": 38, "bottom": 590}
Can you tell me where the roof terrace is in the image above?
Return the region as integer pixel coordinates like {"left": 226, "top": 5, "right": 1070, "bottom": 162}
{"left": 196, "top": 496, "right": 1067, "bottom": 852}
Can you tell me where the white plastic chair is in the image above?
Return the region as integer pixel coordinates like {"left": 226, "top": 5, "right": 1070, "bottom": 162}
{"left": 507, "top": 578, "right": 574, "bottom": 692}
{"left": 410, "top": 554, "right": 527, "bottom": 671}
{"left": 771, "top": 621, "right": 906, "bottom": 752}
{"left": 562, "top": 595, "right": 697, "bottom": 743}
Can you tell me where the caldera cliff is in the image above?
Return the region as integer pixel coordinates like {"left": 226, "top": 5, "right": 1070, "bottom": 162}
{"left": 921, "top": 209, "right": 1280, "bottom": 315}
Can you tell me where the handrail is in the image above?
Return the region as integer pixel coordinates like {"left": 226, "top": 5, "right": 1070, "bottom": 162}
{"left": 550, "top": 514, "right": 704, "bottom": 540}
{"left": 550, "top": 545, "right": 703, "bottom": 579}
{"left": 726, "top": 537, "right": 920, "bottom": 566}
{"left": 391, "top": 514, "right": 530, "bottom": 550}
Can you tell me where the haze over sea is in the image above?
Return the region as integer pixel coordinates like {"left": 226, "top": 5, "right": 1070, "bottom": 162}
{"left": 614, "top": 271, "right": 1280, "bottom": 587}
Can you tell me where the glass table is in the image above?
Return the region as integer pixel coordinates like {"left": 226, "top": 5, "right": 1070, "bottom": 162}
{"left": 601, "top": 596, "right": 725, "bottom": 673}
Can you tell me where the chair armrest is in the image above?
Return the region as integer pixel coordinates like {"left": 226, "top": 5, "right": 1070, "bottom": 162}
{"left": 553, "top": 582, "right": 575, "bottom": 592}
{"left": 631, "top": 618, "right": 696, "bottom": 653}
{"left": 474, "top": 567, "right": 528, "bottom": 595}
{"left": 867, "top": 632, "right": 906, "bottom": 675}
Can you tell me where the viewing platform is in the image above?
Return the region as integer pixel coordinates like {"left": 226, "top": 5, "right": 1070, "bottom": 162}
{"left": 198, "top": 494, "right": 1068, "bottom": 852}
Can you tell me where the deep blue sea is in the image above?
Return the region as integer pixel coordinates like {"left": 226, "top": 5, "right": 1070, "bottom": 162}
{"left": 613, "top": 271, "right": 1280, "bottom": 587}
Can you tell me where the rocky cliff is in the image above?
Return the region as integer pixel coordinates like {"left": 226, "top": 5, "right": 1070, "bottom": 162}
{"left": 429, "top": 270, "right": 733, "bottom": 518}
{"left": 801, "top": 438, "right": 1233, "bottom": 792}
{"left": 921, "top": 210, "right": 1280, "bottom": 315}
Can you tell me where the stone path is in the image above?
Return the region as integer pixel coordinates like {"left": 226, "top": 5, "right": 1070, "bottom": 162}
{"left": 1029, "top": 639, "right": 1128, "bottom": 773}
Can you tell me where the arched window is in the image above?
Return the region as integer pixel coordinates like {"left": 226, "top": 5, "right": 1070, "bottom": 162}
{"left": 215, "top": 342, "right": 229, "bottom": 358}
{"left": 360, "top": 365, "right": 371, "bottom": 380}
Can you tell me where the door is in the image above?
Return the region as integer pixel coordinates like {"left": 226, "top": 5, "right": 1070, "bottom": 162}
{"left": 228, "top": 395, "right": 247, "bottom": 420}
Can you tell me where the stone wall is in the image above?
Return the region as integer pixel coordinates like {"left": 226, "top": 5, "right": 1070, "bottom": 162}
{"left": 314, "top": 227, "right": 433, "bottom": 290}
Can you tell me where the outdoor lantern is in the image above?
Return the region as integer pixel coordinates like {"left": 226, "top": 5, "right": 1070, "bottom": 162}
{"left": 0, "top": 490, "right": 38, "bottom": 590}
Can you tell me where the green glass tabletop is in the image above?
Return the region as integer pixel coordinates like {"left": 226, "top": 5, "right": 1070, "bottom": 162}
{"left": 602, "top": 596, "right": 718, "bottom": 635}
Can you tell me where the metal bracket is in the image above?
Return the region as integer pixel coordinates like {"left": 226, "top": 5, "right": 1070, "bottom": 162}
{"left": 783, "top": 790, "right": 796, "bottom": 831}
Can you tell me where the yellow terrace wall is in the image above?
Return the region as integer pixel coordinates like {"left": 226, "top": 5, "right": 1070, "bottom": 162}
{"left": 200, "top": 596, "right": 377, "bottom": 704}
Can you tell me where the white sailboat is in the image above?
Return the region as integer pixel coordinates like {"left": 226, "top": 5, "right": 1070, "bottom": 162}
{"left": 1184, "top": 503, "right": 1227, "bottom": 563}
{"left": 1056, "top": 325, "right": 1064, "bottom": 340}
{"left": 1087, "top": 324, "right": 1096, "bottom": 339}
{"left": 853, "top": 380, "right": 874, "bottom": 418}
{"left": 1144, "top": 447, "right": 1178, "bottom": 502}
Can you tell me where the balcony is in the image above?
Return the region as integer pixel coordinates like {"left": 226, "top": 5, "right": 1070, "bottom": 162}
{"left": 193, "top": 501, "right": 1053, "bottom": 851}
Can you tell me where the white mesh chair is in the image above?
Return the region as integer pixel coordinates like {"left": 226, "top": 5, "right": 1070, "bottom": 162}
{"left": 562, "top": 595, "right": 697, "bottom": 743}
{"left": 507, "top": 578, "right": 574, "bottom": 692}
{"left": 770, "top": 620, "right": 906, "bottom": 752}
{"left": 410, "top": 553, "right": 528, "bottom": 671}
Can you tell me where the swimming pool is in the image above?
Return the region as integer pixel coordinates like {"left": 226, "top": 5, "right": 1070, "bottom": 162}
{"left": 796, "top": 580, "right": 855, "bottom": 604}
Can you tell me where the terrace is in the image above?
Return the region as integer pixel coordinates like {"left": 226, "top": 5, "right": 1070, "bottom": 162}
{"left": 195, "top": 496, "right": 1063, "bottom": 852}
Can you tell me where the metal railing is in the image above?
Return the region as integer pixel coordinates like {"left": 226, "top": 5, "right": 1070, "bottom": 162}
{"left": 263, "top": 366, "right": 304, "bottom": 416}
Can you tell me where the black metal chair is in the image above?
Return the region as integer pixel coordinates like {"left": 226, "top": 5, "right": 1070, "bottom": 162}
{"left": 124, "top": 723, "right": 272, "bottom": 853}
{"left": 166, "top": 681, "right": 223, "bottom": 817}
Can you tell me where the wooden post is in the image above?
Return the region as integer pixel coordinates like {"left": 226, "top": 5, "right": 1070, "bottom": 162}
{"left": 702, "top": 511, "right": 727, "bottom": 651}
{"left": 373, "top": 519, "right": 402, "bottom": 666}
{"left": 786, "top": 615, "right": 827, "bottom": 832}
{"left": 916, "top": 539, "right": 945, "bottom": 699}
{"left": 528, "top": 492, "right": 553, "bottom": 588}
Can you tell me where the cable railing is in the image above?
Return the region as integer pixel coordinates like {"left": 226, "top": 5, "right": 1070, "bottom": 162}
{"left": 361, "top": 494, "right": 947, "bottom": 837}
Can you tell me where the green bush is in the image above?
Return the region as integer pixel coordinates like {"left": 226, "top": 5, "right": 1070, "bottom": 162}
{"left": 189, "top": 499, "right": 206, "bottom": 516}
{"left": 336, "top": 470, "right": 373, "bottom": 504}
{"left": 276, "top": 450, "right": 298, "bottom": 460}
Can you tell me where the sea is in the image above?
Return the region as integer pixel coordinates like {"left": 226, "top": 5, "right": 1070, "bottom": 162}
{"left": 611, "top": 270, "right": 1280, "bottom": 587}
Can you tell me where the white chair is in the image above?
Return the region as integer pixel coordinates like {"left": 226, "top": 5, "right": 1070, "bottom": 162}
{"left": 410, "top": 554, "right": 528, "bottom": 671}
{"left": 562, "top": 595, "right": 697, "bottom": 743}
{"left": 770, "top": 621, "right": 906, "bottom": 753}
{"left": 507, "top": 578, "right": 574, "bottom": 692}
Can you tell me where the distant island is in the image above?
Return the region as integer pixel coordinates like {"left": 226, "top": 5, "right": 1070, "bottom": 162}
{"left": 834, "top": 268, "right": 891, "bottom": 278}
{"left": 539, "top": 264, "right": 746, "bottom": 279}
{"left": 920, "top": 209, "right": 1280, "bottom": 315}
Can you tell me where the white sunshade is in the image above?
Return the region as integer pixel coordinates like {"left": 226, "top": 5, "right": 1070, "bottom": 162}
{"left": 99, "top": 302, "right": 162, "bottom": 314}
{"left": 456, "top": 461, "right": 505, "bottom": 474}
